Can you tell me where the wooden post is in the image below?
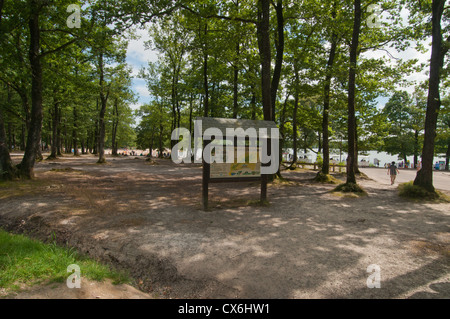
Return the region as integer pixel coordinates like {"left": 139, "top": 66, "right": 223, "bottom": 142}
{"left": 261, "top": 174, "right": 267, "bottom": 202}
{"left": 260, "top": 136, "right": 271, "bottom": 203}
{"left": 202, "top": 139, "right": 210, "bottom": 211}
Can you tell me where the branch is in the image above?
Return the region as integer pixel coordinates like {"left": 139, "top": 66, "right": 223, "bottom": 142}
{"left": 360, "top": 39, "right": 394, "bottom": 53}
{"left": 370, "top": 48, "right": 401, "bottom": 60}
{"left": 39, "top": 15, "right": 97, "bottom": 58}
{"left": 40, "top": 28, "right": 78, "bottom": 35}
{"left": 180, "top": 4, "right": 257, "bottom": 25}
{"left": 39, "top": 38, "right": 78, "bottom": 58}
{"left": 0, "top": 76, "right": 20, "bottom": 93}
{"left": 110, "top": 3, "right": 182, "bottom": 29}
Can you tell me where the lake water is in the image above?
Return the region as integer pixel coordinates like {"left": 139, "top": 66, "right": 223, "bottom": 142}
{"left": 283, "top": 148, "right": 447, "bottom": 168}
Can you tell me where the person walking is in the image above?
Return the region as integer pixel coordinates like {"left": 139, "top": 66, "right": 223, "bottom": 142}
{"left": 387, "top": 161, "right": 399, "bottom": 185}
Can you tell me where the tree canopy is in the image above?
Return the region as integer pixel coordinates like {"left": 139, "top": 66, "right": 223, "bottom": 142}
{"left": 0, "top": 0, "right": 448, "bottom": 194}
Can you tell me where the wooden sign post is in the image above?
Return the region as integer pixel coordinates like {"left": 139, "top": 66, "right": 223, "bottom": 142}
{"left": 198, "top": 117, "right": 278, "bottom": 211}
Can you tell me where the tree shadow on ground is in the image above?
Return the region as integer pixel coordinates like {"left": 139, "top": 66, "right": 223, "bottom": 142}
{"left": 0, "top": 157, "right": 448, "bottom": 298}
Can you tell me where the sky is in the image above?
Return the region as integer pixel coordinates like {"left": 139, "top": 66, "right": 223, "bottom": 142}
{"left": 125, "top": 27, "right": 156, "bottom": 111}
{"left": 365, "top": 39, "right": 431, "bottom": 107}
{"left": 125, "top": 18, "right": 432, "bottom": 114}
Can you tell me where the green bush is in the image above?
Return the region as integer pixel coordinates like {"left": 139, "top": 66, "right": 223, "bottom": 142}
{"left": 314, "top": 172, "right": 341, "bottom": 184}
{"left": 316, "top": 153, "right": 323, "bottom": 168}
{"left": 398, "top": 181, "right": 440, "bottom": 200}
{"left": 333, "top": 182, "right": 366, "bottom": 194}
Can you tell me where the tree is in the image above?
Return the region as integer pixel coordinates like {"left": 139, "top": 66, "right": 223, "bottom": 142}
{"left": 435, "top": 95, "right": 450, "bottom": 170}
{"left": 413, "top": 0, "right": 448, "bottom": 192}
{"left": 88, "top": 5, "right": 128, "bottom": 163}
{"left": 382, "top": 91, "right": 416, "bottom": 164}
{"left": 321, "top": 0, "right": 340, "bottom": 175}
{"left": 0, "top": 0, "right": 17, "bottom": 180}
{"left": 345, "top": 0, "right": 362, "bottom": 186}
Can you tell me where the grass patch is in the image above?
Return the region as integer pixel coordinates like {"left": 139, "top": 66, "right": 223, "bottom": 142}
{"left": 333, "top": 182, "right": 367, "bottom": 197}
{"left": 247, "top": 199, "right": 270, "bottom": 207}
{"left": 50, "top": 167, "right": 82, "bottom": 173}
{"left": 270, "top": 175, "right": 298, "bottom": 187}
{"left": 409, "top": 240, "right": 450, "bottom": 257}
{"left": 313, "top": 172, "right": 341, "bottom": 184}
{"left": 0, "top": 179, "right": 51, "bottom": 199}
{"left": 0, "top": 230, "right": 129, "bottom": 294}
{"left": 207, "top": 198, "right": 270, "bottom": 209}
{"left": 398, "top": 181, "right": 450, "bottom": 202}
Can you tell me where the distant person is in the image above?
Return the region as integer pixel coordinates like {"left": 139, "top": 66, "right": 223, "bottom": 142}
{"left": 387, "top": 161, "right": 399, "bottom": 185}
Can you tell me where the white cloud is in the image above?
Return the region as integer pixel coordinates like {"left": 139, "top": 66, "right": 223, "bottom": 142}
{"left": 125, "top": 26, "right": 158, "bottom": 105}
{"left": 127, "top": 27, "right": 158, "bottom": 65}
{"left": 129, "top": 102, "right": 142, "bottom": 111}
{"left": 135, "top": 84, "right": 151, "bottom": 97}
{"left": 362, "top": 37, "right": 431, "bottom": 96}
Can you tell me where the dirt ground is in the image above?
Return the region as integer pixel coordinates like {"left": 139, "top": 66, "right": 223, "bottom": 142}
{"left": 1, "top": 278, "right": 153, "bottom": 299}
{"left": 0, "top": 154, "right": 449, "bottom": 299}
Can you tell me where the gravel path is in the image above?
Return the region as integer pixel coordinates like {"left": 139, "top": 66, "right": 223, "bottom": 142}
{"left": 1, "top": 155, "right": 449, "bottom": 298}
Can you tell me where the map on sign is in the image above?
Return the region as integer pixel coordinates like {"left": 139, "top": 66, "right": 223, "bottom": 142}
{"left": 210, "top": 147, "right": 261, "bottom": 179}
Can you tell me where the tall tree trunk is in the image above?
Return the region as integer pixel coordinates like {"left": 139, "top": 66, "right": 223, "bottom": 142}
{"left": 232, "top": 42, "right": 239, "bottom": 119}
{"left": 0, "top": 112, "right": 15, "bottom": 180}
{"left": 148, "top": 131, "right": 155, "bottom": 158}
{"left": 291, "top": 71, "right": 300, "bottom": 168}
{"left": 112, "top": 98, "right": 119, "bottom": 156}
{"left": 189, "top": 93, "right": 193, "bottom": 137}
{"left": 257, "top": 0, "right": 273, "bottom": 188}
{"left": 171, "top": 67, "right": 177, "bottom": 147}
{"left": 97, "top": 52, "right": 108, "bottom": 163}
{"left": 0, "top": 83, "right": 16, "bottom": 180}
{"left": 318, "top": 132, "right": 322, "bottom": 153}
{"left": 56, "top": 106, "right": 62, "bottom": 156}
{"left": 250, "top": 86, "right": 257, "bottom": 120}
{"left": 72, "top": 105, "right": 78, "bottom": 156}
{"left": 345, "top": 0, "right": 361, "bottom": 185}
{"left": 203, "top": 23, "right": 209, "bottom": 117}
{"left": 49, "top": 96, "right": 59, "bottom": 159}
{"left": 445, "top": 142, "right": 449, "bottom": 171}
{"left": 159, "top": 125, "right": 164, "bottom": 158}
{"left": 87, "top": 132, "right": 91, "bottom": 154}
{"left": 257, "top": 0, "right": 272, "bottom": 121}
{"left": 354, "top": 118, "right": 360, "bottom": 174}
{"left": 232, "top": 0, "right": 240, "bottom": 119}
{"left": 63, "top": 121, "right": 69, "bottom": 153}
{"left": 277, "top": 93, "right": 289, "bottom": 176}
{"left": 322, "top": 20, "right": 338, "bottom": 175}
{"left": 36, "top": 140, "right": 43, "bottom": 161}
{"left": 93, "top": 99, "right": 98, "bottom": 155}
{"left": 413, "top": 0, "right": 446, "bottom": 192}
{"left": 18, "top": 1, "right": 43, "bottom": 179}
{"left": 270, "top": 0, "right": 284, "bottom": 121}
{"left": 414, "top": 129, "right": 419, "bottom": 168}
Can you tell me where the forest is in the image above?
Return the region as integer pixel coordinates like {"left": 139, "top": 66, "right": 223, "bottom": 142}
{"left": 0, "top": 0, "right": 449, "bottom": 194}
